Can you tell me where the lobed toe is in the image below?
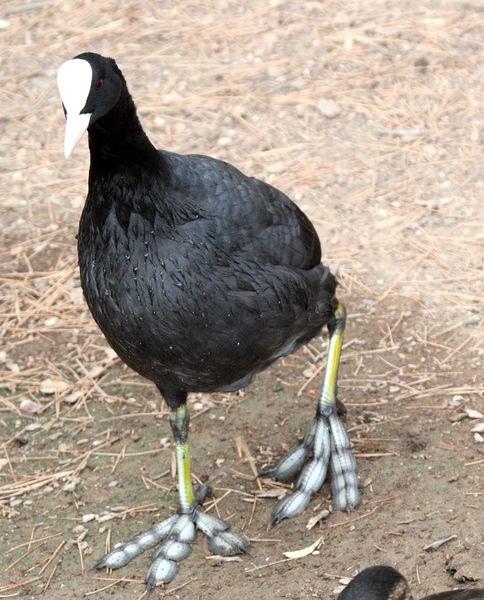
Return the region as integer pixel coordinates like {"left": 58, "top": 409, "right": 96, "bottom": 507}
{"left": 207, "top": 530, "right": 249, "bottom": 556}
{"left": 270, "top": 490, "right": 311, "bottom": 526}
{"left": 261, "top": 442, "right": 311, "bottom": 482}
{"left": 195, "top": 511, "right": 229, "bottom": 537}
{"left": 145, "top": 557, "right": 178, "bottom": 589}
{"left": 153, "top": 539, "right": 192, "bottom": 561}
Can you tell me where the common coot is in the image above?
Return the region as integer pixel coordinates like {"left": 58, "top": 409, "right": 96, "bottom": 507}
{"left": 57, "top": 52, "right": 360, "bottom": 588}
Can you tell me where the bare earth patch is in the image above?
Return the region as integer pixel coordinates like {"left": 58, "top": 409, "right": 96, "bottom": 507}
{"left": 0, "top": 1, "right": 482, "bottom": 598}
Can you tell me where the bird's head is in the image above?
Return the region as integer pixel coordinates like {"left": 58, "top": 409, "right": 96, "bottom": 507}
{"left": 338, "top": 566, "right": 414, "bottom": 600}
{"left": 57, "top": 52, "right": 123, "bottom": 158}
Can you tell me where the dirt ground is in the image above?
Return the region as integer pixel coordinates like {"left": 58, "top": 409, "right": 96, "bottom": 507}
{"left": 0, "top": 0, "right": 483, "bottom": 598}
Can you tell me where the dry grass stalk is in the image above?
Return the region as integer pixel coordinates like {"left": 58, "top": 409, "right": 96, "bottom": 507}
{"left": 235, "top": 437, "right": 263, "bottom": 491}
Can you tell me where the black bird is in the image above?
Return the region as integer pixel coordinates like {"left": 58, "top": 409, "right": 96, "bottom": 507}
{"left": 339, "top": 566, "right": 484, "bottom": 600}
{"left": 57, "top": 52, "right": 360, "bottom": 588}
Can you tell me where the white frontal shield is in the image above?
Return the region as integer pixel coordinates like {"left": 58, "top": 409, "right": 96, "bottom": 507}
{"left": 57, "top": 59, "right": 93, "bottom": 158}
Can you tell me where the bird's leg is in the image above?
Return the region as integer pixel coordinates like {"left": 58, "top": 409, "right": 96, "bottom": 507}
{"left": 263, "top": 303, "right": 361, "bottom": 525}
{"left": 141, "top": 404, "right": 197, "bottom": 588}
{"left": 94, "top": 403, "right": 248, "bottom": 589}
{"left": 170, "top": 403, "right": 195, "bottom": 512}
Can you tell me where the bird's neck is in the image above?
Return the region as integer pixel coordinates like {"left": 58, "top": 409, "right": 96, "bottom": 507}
{"left": 87, "top": 88, "right": 166, "bottom": 179}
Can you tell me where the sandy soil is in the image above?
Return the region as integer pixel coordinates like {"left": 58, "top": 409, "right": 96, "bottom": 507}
{"left": 0, "top": 1, "right": 483, "bottom": 599}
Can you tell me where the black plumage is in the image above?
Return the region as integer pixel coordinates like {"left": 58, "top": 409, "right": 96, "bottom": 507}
{"left": 76, "top": 53, "right": 336, "bottom": 406}
{"left": 339, "top": 566, "right": 484, "bottom": 600}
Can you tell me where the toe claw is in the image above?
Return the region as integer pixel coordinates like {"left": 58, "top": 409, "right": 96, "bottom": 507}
{"left": 145, "top": 557, "right": 178, "bottom": 588}
{"left": 207, "top": 530, "right": 249, "bottom": 556}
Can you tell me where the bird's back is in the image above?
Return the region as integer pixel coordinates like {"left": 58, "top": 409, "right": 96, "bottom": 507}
{"left": 161, "top": 151, "right": 322, "bottom": 269}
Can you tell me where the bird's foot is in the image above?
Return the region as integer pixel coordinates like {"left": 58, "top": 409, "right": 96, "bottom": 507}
{"left": 262, "top": 405, "right": 360, "bottom": 525}
{"left": 94, "top": 484, "right": 249, "bottom": 589}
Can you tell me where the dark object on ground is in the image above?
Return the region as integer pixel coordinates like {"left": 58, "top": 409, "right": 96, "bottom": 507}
{"left": 339, "top": 566, "right": 484, "bottom": 600}
{"left": 57, "top": 52, "right": 360, "bottom": 589}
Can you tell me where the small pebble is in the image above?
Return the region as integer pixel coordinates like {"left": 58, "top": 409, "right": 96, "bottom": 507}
{"left": 73, "top": 524, "right": 87, "bottom": 535}
{"left": 64, "top": 391, "right": 83, "bottom": 405}
{"left": 82, "top": 513, "right": 97, "bottom": 523}
{"left": 40, "top": 379, "right": 69, "bottom": 395}
{"left": 19, "top": 398, "right": 42, "bottom": 414}
{"left": 317, "top": 98, "right": 342, "bottom": 118}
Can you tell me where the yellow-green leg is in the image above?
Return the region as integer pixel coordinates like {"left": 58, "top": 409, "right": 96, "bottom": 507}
{"left": 319, "top": 303, "right": 360, "bottom": 510}
{"left": 95, "top": 400, "right": 248, "bottom": 590}
{"left": 267, "top": 302, "right": 361, "bottom": 525}
{"left": 320, "top": 302, "right": 346, "bottom": 409}
{"left": 170, "top": 404, "right": 195, "bottom": 512}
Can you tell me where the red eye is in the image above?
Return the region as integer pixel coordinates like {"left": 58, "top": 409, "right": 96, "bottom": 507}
{"left": 95, "top": 79, "right": 105, "bottom": 91}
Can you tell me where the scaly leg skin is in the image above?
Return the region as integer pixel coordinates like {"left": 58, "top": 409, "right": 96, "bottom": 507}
{"left": 263, "top": 303, "right": 361, "bottom": 525}
{"left": 94, "top": 404, "right": 249, "bottom": 589}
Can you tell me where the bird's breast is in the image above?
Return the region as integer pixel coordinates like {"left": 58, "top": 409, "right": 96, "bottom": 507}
{"left": 77, "top": 205, "right": 232, "bottom": 379}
